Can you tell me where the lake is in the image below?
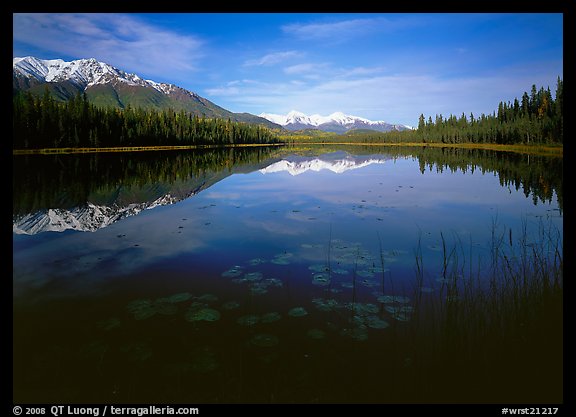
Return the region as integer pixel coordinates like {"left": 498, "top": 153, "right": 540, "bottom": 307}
{"left": 12, "top": 145, "right": 563, "bottom": 403}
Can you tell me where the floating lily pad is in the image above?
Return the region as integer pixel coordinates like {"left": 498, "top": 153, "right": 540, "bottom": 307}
{"left": 288, "top": 307, "right": 308, "bottom": 317}
{"left": 261, "top": 312, "right": 282, "bottom": 323}
{"left": 222, "top": 266, "right": 243, "bottom": 277}
{"left": 167, "top": 292, "right": 193, "bottom": 303}
{"left": 312, "top": 273, "right": 331, "bottom": 286}
{"left": 271, "top": 252, "right": 293, "bottom": 265}
{"left": 264, "top": 278, "right": 283, "bottom": 287}
{"left": 250, "top": 333, "right": 279, "bottom": 347}
{"left": 243, "top": 272, "right": 263, "bottom": 282}
{"left": 237, "top": 314, "right": 260, "bottom": 326}
{"left": 196, "top": 293, "right": 218, "bottom": 302}
{"left": 249, "top": 284, "right": 268, "bottom": 295}
{"left": 376, "top": 295, "right": 411, "bottom": 304}
{"left": 307, "top": 328, "right": 326, "bottom": 340}
{"left": 341, "top": 325, "right": 369, "bottom": 341}
{"left": 312, "top": 298, "right": 340, "bottom": 312}
{"left": 185, "top": 307, "right": 221, "bottom": 322}
{"left": 384, "top": 305, "right": 414, "bottom": 315}
{"left": 345, "top": 302, "right": 379, "bottom": 315}
{"left": 420, "top": 287, "right": 435, "bottom": 293}
{"left": 332, "top": 268, "right": 349, "bottom": 275}
{"left": 366, "top": 315, "right": 390, "bottom": 329}
{"left": 247, "top": 258, "right": 266, "bottom": 266}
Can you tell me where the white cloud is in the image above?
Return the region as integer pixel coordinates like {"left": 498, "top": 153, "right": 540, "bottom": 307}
{"left": 13, "top": 13, "right": 204, "bottom": 82}
{"left": 243, "top": 50, "right": 302, "bottom": 66}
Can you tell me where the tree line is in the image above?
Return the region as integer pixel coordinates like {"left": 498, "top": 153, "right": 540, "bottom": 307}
{"left": 13, "top": 90, "right": 281, "bottom": 149}
{"left": 415, "top": 77, "right": 563, "bottom": 144}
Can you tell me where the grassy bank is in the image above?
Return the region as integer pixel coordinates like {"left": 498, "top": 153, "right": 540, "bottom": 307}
{"left": 12, "top": 143, "right": 286, "bottom": 155}
{"left": 371, "top": 219, "right": 563, "bottom": 403}
{"left": 286, "top": 141, "right": 563, "bottom": 157}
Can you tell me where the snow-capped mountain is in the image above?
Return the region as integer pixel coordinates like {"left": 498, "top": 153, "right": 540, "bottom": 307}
{"left": 12, "top": 56, "right": 279, "bottom": 128}
{"left": 259, "top": 110, "right": 412, "bottom": 133}
{"left": 259, "top": 152, "right": 389, "bottom": 176}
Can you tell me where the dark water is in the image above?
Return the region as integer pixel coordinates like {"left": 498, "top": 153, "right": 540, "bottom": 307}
{"left": 12, "top": 145, "right": 563, "bottom": 403}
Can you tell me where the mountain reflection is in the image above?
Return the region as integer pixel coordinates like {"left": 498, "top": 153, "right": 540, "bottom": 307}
{"left": 13, "top": 145, "right": 562, "bottom": 235}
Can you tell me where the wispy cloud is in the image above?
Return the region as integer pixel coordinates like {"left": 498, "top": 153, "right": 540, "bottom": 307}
{"left": 12, "top": 13, "right": 204, "bottom": 82}
{"left": 282, "top": 16, "right": 418, "bottom": 41}
{"left": 243, "top": 50, "right": 302, "bottom": 66}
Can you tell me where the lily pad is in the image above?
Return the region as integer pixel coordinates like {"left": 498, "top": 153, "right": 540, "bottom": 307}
{"left": 250, "top": 333, "right": 279, "bottom": 347}
{"left": 196, "top": 293, "right": 218, "bottom": 302}
{"left": 243, "top": 272, "right": 263, "bottom": 282}
{"left": 185, "top": 307, "right": 221, "bottom": 322}
{"left": 167, "top": 292, "right": 193, "bottom": 303}
{"left": 309, "top": 264, "right": 329, "bottom": 273}
{"left": 366, "top": 315, "right": 390, "bottom": 329}
{"left": 222, "top": 266, "right": 243, "bottom": 277}
{"left": 288, "top": 307, "right": 308, "bottom": 317}
{"left": 222, "top": 301, "right": 241, "bottom": 310}
{"left": 237, "top": 314, "right": 260, "bottom": 326}
{"left": 312, "top": 273, "right": 331, "bottom": 286}
{"left": 247, "top": 258, "right": 266, "bottom": 266}
{"left": 376, "top": 295, "right": 411, "bottom": 304}
{"left": 261, "top": 312, "right": 282, "bottom": 323}
{"left": 312, "top": 298, "right": 340, "bottom": 312}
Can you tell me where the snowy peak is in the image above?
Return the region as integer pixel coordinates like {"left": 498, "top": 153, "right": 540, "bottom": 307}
{"left": 13, "top": 56, "right": 182, "bottom": 95}
{"left": 258, "top": 110, "right": 411, "bottom": 133}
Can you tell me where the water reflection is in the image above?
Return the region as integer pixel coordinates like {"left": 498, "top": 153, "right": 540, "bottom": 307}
{"left": 12, "top": 145, "right": 563, "bottom": 403}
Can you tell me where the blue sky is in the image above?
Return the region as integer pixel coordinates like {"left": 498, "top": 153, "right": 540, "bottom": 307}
{"left": 13, "top": 13, "right": 563, "bottom": 127}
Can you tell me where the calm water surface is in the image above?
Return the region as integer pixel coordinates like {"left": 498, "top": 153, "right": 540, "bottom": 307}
{"left": 12, "top": 146, "right": 562, "bottom": 403}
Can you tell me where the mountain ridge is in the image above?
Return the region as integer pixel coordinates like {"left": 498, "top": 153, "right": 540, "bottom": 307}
{"left": 259, "top": 110, "right": 412, "bottom": 133}
{"left": 13, "top": 56, "right": 280, "bottom": 129}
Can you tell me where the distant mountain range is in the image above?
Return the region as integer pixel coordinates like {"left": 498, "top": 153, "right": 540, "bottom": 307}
{"left": 13, "top": 56, "right": 411, "bottom": 134}
{"left": 259, "top": 110, "right": 412, "bottom": 133}
{"left": 12, "top": 56, "right": 280, "bottom": 128}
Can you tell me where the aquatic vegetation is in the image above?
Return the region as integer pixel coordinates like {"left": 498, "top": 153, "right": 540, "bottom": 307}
{"left": 312, "top": 297, "right": 340, "bottom": 312}
{"left": 221, "top": 266, "right": 244, "bottom": 277}
{"left": 312, "top": 273, "right": 331, "bottom": 286}
{"left": 365, "top": 315, "right": 390, "bottom": 329}
{"left": 247, "top": 258, "right": 266, "bottom": 266}
{"left": 344, "top": 302, "right": 379, "bottom": 315}
{"left": 126, "top": 299, "right": 157, "bottom": 320}
{"left": 288, "top": 307, "right": 308, "bottom": 317}
{"left": 195, "top": 293, "right": 218, "bottom": 302}
{"left": 184, "top": 307, "right": 221, "bottom": 322}
{"left": 237, "top": 314, "right": 260, "bottom": 326}
{"left": 243, "top": 272, "right": 263, "bottom": 282}
{"left": 271, "top": 252, "right": 293, "bottom": 265}
{"left": 249, "top": 283, "right": 268, "bottom": 295}
{"left": 250, "top": 333, "right": 280, "bottom": 347}
{"left": 376, "top": 295, "right": 411, "bottom": 304}
{"left": 260, "top": 312, "right": 282, "bottom": 323}
{"left": 167, "top": 292, "right": 193, "bottom": 303}
{"left": 341, "top": 324, "right": 369, "bottom": 341}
